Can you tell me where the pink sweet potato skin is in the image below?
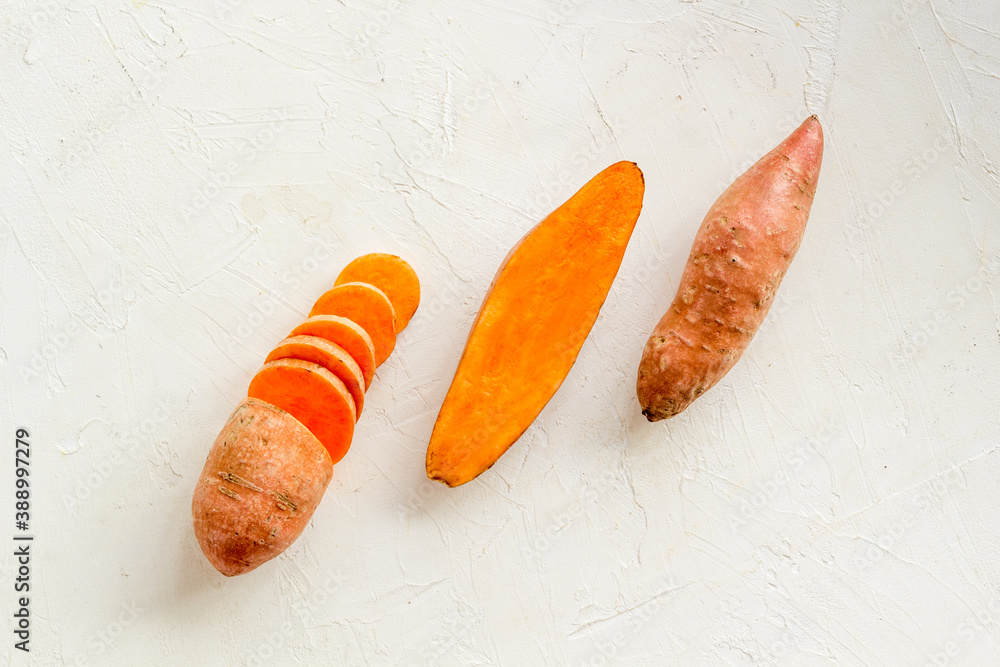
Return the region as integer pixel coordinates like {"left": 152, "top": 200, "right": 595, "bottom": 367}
{"left": 637, "top": 116, "right": 824, "bottom": 421}
{"left": 192, "top": 398, "right": 333, "bottom": 576}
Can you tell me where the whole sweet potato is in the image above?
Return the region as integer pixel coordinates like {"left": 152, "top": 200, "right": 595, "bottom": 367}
{"left": 192, "top": 398, "right": 333, "bottom": 576}
{"left": 637, "top": 116, "right": 824, "bottom": 421}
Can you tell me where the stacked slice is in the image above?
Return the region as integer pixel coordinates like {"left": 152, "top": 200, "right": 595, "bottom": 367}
{"left": 248, "top": 253, "right": 421, "bottom": 464}
{"left": 193, "top": 253, "right": 419, "bottom": 576}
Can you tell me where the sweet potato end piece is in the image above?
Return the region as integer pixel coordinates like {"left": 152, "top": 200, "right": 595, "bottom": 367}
{"left": 192, "top": 398, "right": 333, "bottom": 576}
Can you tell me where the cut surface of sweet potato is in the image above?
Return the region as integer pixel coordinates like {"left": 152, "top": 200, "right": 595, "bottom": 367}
{"left": 426, "top": 161, "right": 645, "bottom": 487}
{"left": 289, "top": 315, "right": 376, "bottom": 389}
{"left": 265, "top": 335, "right": 366, "bottom": 415}
{"left": 191, "top": 398, "right": 333, "bottom": 576}
{"left": 335, "top": 254, "right": 421, "bottom": 332}
{"left": 248, "top": 359, "right": 356, "bottom": 464}
{"left": 309, "top": 282, "right": 396, "bottom": 366}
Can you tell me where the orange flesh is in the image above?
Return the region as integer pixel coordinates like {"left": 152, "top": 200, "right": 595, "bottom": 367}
{"left": 289, "top": 315, "right": 376, "bottom": 389}
{"left": 426, "top": 161, "right": 645, "bottom": 487}
{"left": 265, "top": 335, "right": 366, "bottom": 416}
{"left": 248, "top": 359, "right": 356, "bottom": 464}
{"left": 309, "top": 282, "right": 397, "bottom": 366}
{"left": 335, "top": 254, "right": 421, "bottom": 332}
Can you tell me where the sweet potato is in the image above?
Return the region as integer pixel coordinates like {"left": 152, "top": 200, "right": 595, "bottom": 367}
{"left": 248, "top": 359, "right": 357, "bottom": 464}
{"left": 192, "top": 398, "right": 333, "bottom": 576}
{"left": 309, "top": 282, "right": 396, "bottom": 366}
{"left": 290, "top": 315, "right": 376, "bottom": 390}
{"left": 265, "top": 335, "right": 366, "bottom": 415}
{"left": 426, "top": 161, "right": 645, "bottom": 487}
{"left": 636, "top": 116, "right": 824, "bottom": 421}
{"left": 335, "top": 254, "right": 421, "bottom": 332}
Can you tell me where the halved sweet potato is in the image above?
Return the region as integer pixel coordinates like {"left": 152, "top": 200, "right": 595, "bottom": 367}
{"left": 248, "top": 359, "right": 356, "bottom": 464}
{"left": 309, "top": 282, "right": 397, "bottom": 366}
{"left": 335, "top": 254, "right": 421, "bottom": 332}
{"left": 192, "top": 398, "right": 333, "bottom": 576}
{"left": 265, "top": 335, "right": 366, "bottom": 415}
{"left": 290, "top": 315, "right": 376, "bottom": 389}
{"left": 426, "top": 161, "right": 645, "bottom": 487}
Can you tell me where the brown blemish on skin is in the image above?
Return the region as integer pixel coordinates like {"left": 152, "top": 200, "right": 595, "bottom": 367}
{"left": 272, "top": 491, "right": 298, "bottom": 512}
{"left": 218, "top": 472, "right": 263, "bottom": 492}
{"left": 219, "top": 487, "right": 240, "bottom": 500}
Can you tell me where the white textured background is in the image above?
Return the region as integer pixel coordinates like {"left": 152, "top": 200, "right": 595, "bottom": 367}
{"left": 2, "top": 0, "right": 999, "bottom": 665}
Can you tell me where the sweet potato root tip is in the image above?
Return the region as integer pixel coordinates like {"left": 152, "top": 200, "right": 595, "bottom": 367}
{"left": 309, "top": 282, "right": 397, "bottom": 366}
{"left": 265, "top": 335, "right": 366, "bottom": 416}
{"left": 289, "top": 315, "right": 376, "bottom": 389}
{"left": 248, "top": 359, "right": 357, "bottom": 464}
{"left": 637, "top": 116, "right": 823, "bottom": 421}
{"left": 191, "top": 398, "right": 333, "bottom": 576}
{"left": 426, "top": 161, "right": 645, "bottom": 487}
{"left": 335, "top": 254, "right": 421, "bottom": 332}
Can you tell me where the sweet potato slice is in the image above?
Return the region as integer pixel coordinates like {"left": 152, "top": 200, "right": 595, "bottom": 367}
{"left": 248, "top": 359, "right": 356, "bottom": 464}
{"left": 426, "top": 161, "right": 645, "bottom": 487}
{"left": 290, "top": 315, "right": 376, "bottom": 390}
{"left": 192, "top": 398, "right": 333, "bottom": 576}
{"left": 637, "top": 116, "right": 824, "bottom": 420}
{"left": 335, "top": 254, "right": 421, "bottom": 332}
{"left": 309, "top": 282, "right": 397, "bottom": 366}
{"left": 265, "top": 335, "right": 366, "bottom": 416}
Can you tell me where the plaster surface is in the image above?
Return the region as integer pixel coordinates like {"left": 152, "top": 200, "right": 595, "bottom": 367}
{"left": 2, "top": 1, "right": 999, "bottom": 665}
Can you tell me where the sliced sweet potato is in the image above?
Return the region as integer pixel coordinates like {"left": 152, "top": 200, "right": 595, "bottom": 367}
{"left": 290, "top": 315, "right": 376, "bottom": 389}
{"left": 309, "top": 282, "right": 396, "bottom": 366}
{"left": 265, "top": 335, "right": 366, "bottom": 416}
{"left": 426, "top": 161, "right": 645, "bottom": 487}
{"left": 192, "top": 398, "right": 333, "bottom": 576}
{"left": 335, "top": 253, "right": 421, "bottom": 332}
{"left": 248, "top": 359, "right": 356, "bottom": 464}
